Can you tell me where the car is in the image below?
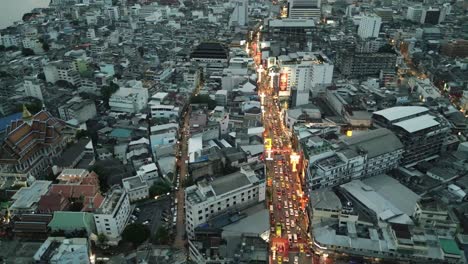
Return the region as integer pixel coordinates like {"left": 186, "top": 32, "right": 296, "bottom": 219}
{"left": 277, "top": 204, "right": 281, "bottom": 210}
{"left": 135, "top": 207, "right": 140, "bottom": 212}
{"left": 294, "top": 256, "right": 299, "bottom": 264}
{"left": 142, "top": 220, "right": 150, "bottom": 225}
{"left": 285, "top": 211, "right": 289, "bottom": 218}
{"left": 291, "top": 220, "right": 295, "bottom": 228}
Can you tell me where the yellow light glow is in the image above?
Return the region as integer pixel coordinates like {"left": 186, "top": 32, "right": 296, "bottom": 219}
{"left": 346, "top": 130, "right": 353, "bottom": 137}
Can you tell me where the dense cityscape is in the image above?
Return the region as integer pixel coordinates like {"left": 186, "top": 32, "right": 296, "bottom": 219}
{"left": 0, "top": 0, "right": 467, "bottom": 263}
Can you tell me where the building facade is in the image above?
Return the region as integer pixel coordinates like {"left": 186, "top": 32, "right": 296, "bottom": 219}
{"left": 93, "top": 186, "right": 131, "bottom": 244}
{"left": 185, "top": 167, "right": 266, "bottom": 239}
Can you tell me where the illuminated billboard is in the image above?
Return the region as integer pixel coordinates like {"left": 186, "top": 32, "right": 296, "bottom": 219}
{"left": 267, "top": 57, "right": 276, "bottom": 69}
{"left": 278, "top": 72, "right": 290, "bottom": 97}
{"left": 264, "top": 138, "right": 272, "bottom": 150}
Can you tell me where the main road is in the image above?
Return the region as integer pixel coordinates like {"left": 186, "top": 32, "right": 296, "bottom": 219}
{"left": 250, "top": 31, "right": 313, "bottom": 263}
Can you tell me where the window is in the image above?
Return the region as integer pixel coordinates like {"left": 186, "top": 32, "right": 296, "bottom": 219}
{"left": 106, "top": 228, "right": 111, "bottom": 231}
{"left": 198, "top": 216, "right": 203, "bottom": 221}
{"left": 198, "top": 210, "right": 202, "bottom": 214}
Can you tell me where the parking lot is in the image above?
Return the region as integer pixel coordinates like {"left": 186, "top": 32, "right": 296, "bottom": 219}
{"left": 132, "top": 196, "right": 173, "bottom": 237}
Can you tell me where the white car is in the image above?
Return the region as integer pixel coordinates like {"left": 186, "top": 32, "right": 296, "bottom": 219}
{"left": 294, "top": 256, "right": 299, "bottom": 264}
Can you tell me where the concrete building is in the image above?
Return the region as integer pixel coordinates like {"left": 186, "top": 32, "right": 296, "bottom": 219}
{"left": 58, "top": 98, "right": 97, "bottom": 123}
{"left": 287, "top": 0, "right": 321, "bottom": 20}
{"left": 229, "top": 0, "right": 248, "bottom": 27}
{"left": 185, "top": 166, "right": 266, "bottom": 239}
{"left": 23, "top": 78, "right": 44, "bottom": 101}
{"left": 406, "top": 5, "right": 423, "bottom": 22}
{"left": 0, "top": 34, "right": 19, "bottom": 48}
{"left": 94, "top": 186, "right": 131, "bottom": 244}
{"left": 150, "top": 104, "right": 180, "bottom": 119}
{"left": 372, "top": 106, "right": 451, "bottom": 166}
{"left": 33, "top": 237, "right": 90, "bottom": 264}
{"left": 122, "top": 175, "right": 149, "bottom": 202}
{"left": 277, "top": 52, "right": 333, "bottom": 102}
{"left": 9, "top": 180, "right": 52, "bottom": 215}
{"left": 357, "top": 15, "right": 382, "bottom": 39}
{"left": 43, "top": 61, "right": 81, "bottom": 86}
{"left": 267, "top": 19, "right": 315, "bottom": 46}
{"left": 109, "top": 86, "right": 149, "bottom": 113}
{"left": 420, "top": 7, "right": 444, "bottom": 24}
{"left": 336, "top": 50, "right": 396, "bottom": 77}
{"left": 306, "top": 129, "right": 404, "bottom": 191}
{"left": 215, "top": 90, "right": 228, "bottom": 106}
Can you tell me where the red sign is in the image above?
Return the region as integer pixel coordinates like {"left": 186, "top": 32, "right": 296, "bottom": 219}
{"left": 279, "top": 72, "right": 288, "bottom": 91}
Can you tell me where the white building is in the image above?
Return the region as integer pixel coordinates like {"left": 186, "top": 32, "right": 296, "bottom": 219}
{"left": 24, "top": 78, "right": 44, "bottom": 101}
{"left": 136, "top": 163, "right": 159, "bottom": 184}
{"left": 358, "top": 15, "right": 382, "bottom": 39}
{"left": 122, "top": 175, "right": 149, "bottom": 202}
{"left": 105, "top": 6, "right": 120, "bottom": 20}
{"left": 43, "top": 61, "right": 81, "bottom": 85}
{"left": 406, "top": 5, "right": 423, "bottom": 22}
{"left": 288, "top": 0, "right": 321, "bottom": 20}
{"left": 94, "top": 186, "right": 131, "bottom": 244}
{"left": 215, "top": 90, "right": 228, "bottom": 106}
{"left": 278, "top": 52, "right": 334, "bottom": 102}
{"left": 185, "top": 166, "right": 266, "bottom": 239}
{"left": 229, "top": 0, "right": 248, "bottom": 27}
{"left": 149, "top": 104, "right": 180, "bottom": 119}
{"left": 1, "top": 34, "right": 19, "bottom": 47}
{"left": 109, "top": 86, "right": 149, "bottom": 114}
{"left": 34, "top": 237, "right": 90, "bottom": 264}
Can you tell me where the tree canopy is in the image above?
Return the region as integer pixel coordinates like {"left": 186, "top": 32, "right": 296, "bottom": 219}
{"left": 149, "top": 181, "right": 172, "bottom": 197}
{"left": 122, "top": 223, "right": 150, "bottom": 247}
{"left": 152, "top": 226, "right": 170, "bottom": 244}
{"left": 21, "top": 48, "right": 35, "bottom": 56}
{"left": 190, "top": 94, "right": 216, "bottom": 109}
{"left": 101, "top": 81, "right": 120, "bottom": 107}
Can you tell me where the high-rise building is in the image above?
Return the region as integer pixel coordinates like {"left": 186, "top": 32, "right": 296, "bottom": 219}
{"left": 278, "top": 52, "right": 334, "bottom": 102}
{"left": 406, "top": 5, "right": 423, "bottom": 22}
{"left": 229, "top": 0, "right": 248, "bottom": 27}
{"left": 288, "top": 0, "right": 321, "bottom": 20}
{"left": 357, "top": 15, "right": 382, "bottom": 39}
{"left": 420, "top": 7, "right": 444, "bottom": 24}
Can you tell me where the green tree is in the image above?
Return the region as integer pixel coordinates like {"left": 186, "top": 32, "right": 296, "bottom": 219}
{"left": 153, "top": 226, "right": 170, "bottom": 244}
{"left": 42, "top": 42, "right": 50, "bottom": 51}
{"left": 122, "top": 224, "right": 150, "bottom": 247}
{"left": 101, "top": 81, "right": 120, "bottom": 107}
{"left": 97, "top": 233, "right": 108, "bottom": 245}
{"left": 21, "top": 48, "right": 35, "bottom": 56}
{"left": 37, "top": 72, "right": 45, "bottom": 80}
{"left": 90, "top": 165, "right": 110, "bottom": 193}
{"left": 149, "top": 181, "right": 172, "bottom": 197}
{"left": 190, "top": 94, "right": 216, "bottom": 109}
{"left": 0, "top": 45, "right": 5, "bottom": 52}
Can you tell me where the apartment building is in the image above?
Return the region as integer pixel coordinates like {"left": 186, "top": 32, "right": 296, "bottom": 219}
{"left": 94, "top": 186, "right": 131, "bottom": 244}
{"left": 372, "top": 106, "right": 451, "bottom": 166}
{"left": 185, "top": 166, "right": 266, "bottom": 239}
{"left": 122, "top": 175, "right": 149, "bottom": 202}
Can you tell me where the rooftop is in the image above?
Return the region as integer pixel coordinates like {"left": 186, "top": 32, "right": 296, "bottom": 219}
{"left": 211, "top": 171, "right": 251, "bottom": 196}
{"left": 373, "top": 106, "right": 428, "bottom": 122}
{"left": 122, "top": 175, "right": 148, "bottom": 190}
{"left": 393, "top": 114, "right": 440, "bottom": 133}
{"left": 344, "top": 128, "right": 403, "bottom": 158}
{"left": 10, "top": 181, "right": 52, "bottom": 211}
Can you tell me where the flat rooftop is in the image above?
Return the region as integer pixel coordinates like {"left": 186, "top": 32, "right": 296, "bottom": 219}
{"left": 393, "top": 114, "right": 440, "bottom": 133}
{"left": 10, "top": 181, "right": 52, "bottom": 210}
{"left": 373, "top": 106, "right": 428, "bottom": 122}
{"left": 211, "top": 171, "right": 251, "bottom": 196}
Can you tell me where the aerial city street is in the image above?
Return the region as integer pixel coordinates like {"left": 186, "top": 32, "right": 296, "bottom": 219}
{"left": 0, "top": 0, "right": 467, "bottom": 263}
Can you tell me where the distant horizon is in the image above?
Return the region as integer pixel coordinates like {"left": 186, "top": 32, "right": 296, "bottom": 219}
{"left": 0, "top": 0, "right": 50, "bottom": 29}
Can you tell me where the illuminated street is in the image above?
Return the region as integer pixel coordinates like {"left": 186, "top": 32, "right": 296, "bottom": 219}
{"left": 250, "top": 29, "right": 313, "bottom": 264}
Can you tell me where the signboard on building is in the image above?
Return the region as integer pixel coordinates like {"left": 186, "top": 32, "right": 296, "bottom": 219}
{"left": 278, "top": 72, "right": 290, "bottom": 97}
{"left": 267, "top": 57, "right": 276, "bottom": 69}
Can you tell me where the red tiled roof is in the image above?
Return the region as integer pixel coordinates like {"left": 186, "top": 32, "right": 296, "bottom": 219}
{"left": 37, "top": 192, "right": 70, "bottom": 213}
